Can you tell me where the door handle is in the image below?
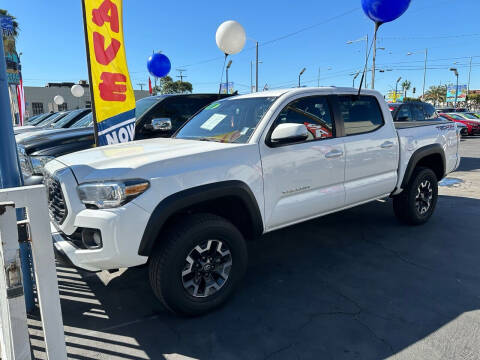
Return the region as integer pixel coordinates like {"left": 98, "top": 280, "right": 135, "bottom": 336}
{"left": 380, "top": 141, "right": 394, "bottom": 149}
{"left": 325, "top": 150, "right": 344, "bottom": 159}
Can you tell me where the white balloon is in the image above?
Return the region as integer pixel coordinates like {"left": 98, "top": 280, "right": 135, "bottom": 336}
{"left": 71, "top": 84, "right": 85, "bottom": 98}
{"left": 53, "top": 95, "right": 64, "bottom": 105}
{"left": 215, "top": 20, "right": 246, "bottom": 55}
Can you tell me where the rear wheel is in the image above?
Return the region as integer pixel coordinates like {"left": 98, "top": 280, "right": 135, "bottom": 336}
{"left": 393, "top": 167, "right": 438, "bottom": 225}
{"left": 149, "top": 213, "right": 247, "bottom": 316}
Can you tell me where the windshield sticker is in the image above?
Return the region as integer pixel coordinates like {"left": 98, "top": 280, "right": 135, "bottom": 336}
{"left": 200, "top": 114, "right": 227, "bottom": 131}
{"left": 205, "top": 103, "right": 221, "bottom": 110}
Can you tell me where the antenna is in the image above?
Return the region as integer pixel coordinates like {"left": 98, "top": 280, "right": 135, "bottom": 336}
{"left": 176, "top": 69, "right": 187, "bottom": 82}
{"left": 357, "top": 22, "right": 381, "bottom": 97}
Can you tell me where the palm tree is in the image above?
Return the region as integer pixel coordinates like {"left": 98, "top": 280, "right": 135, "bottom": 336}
{"left": 1, "top": 9, "right": 19, "bottom": 53}
{"left": 401, "top": 80, "right": 411, "bottom": 99}
{"left": 424, "top": 85, "right": 447, "bottom": 107}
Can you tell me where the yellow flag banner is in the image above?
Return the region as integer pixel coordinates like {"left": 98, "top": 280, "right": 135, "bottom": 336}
{"left": 81, "top": 0, "right": 136, "bottom": 146}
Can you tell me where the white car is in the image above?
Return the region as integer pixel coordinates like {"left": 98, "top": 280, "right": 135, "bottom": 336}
{"left": 46, "top": 87, "right": 461, "bottom": 315}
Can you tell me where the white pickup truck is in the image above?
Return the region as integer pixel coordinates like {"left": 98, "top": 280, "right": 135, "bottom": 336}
{"left": 46, "top": 88, "right": 460, "bottom": 315}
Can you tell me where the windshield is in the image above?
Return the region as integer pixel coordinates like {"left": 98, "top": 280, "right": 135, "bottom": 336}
{"left": 70, "top": 113, "right": 93, "bottom": 128}
{"left": 52, "top": 109, "right": 88, "bottom": 128}
{"left": 30, "top": 113, "right": 53, "bottom": 126}
{"left": 447, "top": 113, "right": 467, "bottom": 120}
{"left": 459, "top": 113, "right": 478, "bottom": 120}
{"left": 175, "top": 97, "right": 277, "bottom": 143}
{"left": 40, "top": 112, "right": 67, "bottom": 127}
{"left": 135, "top": 97, "right": 161, "bottom": 121}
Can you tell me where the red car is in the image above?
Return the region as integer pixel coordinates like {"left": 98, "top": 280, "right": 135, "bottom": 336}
{"left": 439, "top": 113, "right": 480, "bottom": 135}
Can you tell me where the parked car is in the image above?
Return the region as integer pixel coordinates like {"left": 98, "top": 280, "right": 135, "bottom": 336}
{"left": 46, "top": 87, "right": 460, "bottom": 316}
{"left": 438, "top": 113, "right": 480, "bottom": 135}
{"left": 453, "top": 112, "right": 480, "bottom": 122}
{"left": 437, "top": 116, "right": 468, "bottom": 136}
{"left": 15, "top": 109, "right": 91, "bottom": 136}
{"left": 14, "top": 111, "right": 69, "bottom": 135}
{"left": 389, "top": 101, "right": 438, "bottom": 121}
{"left": 16, "top": 94, "right": 230, "bottom": 183}
{"left": 464, "top": 112, "right": 480, "bottom": 119}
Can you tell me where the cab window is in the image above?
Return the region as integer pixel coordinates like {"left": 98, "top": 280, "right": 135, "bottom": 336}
{"left": 338, "top": 96, "right": 384, "bottom": 135}
{"left": 411, "top": 104, "right": 425, "bottom": 121}
{"left": 271, "top": 96, "right": 334, "bottom": 142}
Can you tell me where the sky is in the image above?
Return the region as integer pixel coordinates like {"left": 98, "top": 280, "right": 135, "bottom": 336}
{"left": 6, "top": 0, "right": 480, "bottom": 97}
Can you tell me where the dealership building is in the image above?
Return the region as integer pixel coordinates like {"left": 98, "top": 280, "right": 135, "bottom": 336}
{"left": 24, "top": 81, "right": 149, "bottom": 117}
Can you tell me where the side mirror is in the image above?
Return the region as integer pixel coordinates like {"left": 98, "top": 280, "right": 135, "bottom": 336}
{"left": 145, "top": 118, "right": 172, "bottom": 131}
{"left": 271, "top": 123, "right": 309, "bottom": 144}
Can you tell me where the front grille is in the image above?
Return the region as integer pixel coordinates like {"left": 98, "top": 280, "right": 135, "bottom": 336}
{"left": 47, "top": 177, "right": 68, "bottom": 224}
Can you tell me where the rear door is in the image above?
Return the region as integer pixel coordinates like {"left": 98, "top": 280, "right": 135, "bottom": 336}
{"left": 337, "top": 95, "right": 399, "bottom": 205}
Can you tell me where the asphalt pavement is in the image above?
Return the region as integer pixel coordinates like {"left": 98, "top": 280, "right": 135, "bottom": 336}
{"left": 30, "top": 136, "right": 480, "bottom": 360}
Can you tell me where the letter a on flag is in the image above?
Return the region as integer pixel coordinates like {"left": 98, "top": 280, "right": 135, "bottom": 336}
{"left": 81, "top": 0, "right": 136, "bottom": 146}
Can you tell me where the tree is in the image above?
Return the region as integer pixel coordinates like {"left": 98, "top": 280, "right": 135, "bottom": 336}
{"left": 424, "top": 85, "right": 447, "bottom": 107}
{"left": 467, "top": 93, "right": 480, "bottom": 110}
{"left": 153, "top": 76, "right": 193, "bottom": 95}
{"left": 1, "top": 9, "right": 19, "bottom": 53}
{"left": 401, "top": 80, "right": 411, "bottom": 99}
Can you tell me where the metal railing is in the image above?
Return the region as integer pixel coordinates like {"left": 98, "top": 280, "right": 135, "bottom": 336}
{"left": 0, "top": 185, "right": 67, "bottom": 360}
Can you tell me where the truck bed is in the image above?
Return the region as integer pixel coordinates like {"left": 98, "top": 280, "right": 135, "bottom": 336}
{"left": 394, "top": 120, "right": 451, "bottom": 129}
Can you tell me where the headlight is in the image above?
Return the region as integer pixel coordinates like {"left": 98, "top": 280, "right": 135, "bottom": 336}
{"left": 77, "top": 179, "right": 150, "bottom": 209}
{"left": 17, "top": 145, "right": 33, "bottom": 177}
{"left": 30, "top": 156, "right": 54, "bottom": 176}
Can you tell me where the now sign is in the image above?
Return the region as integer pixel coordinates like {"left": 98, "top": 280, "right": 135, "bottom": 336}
{"left": 82, "top": 0, "right": 136, "bottom": 146}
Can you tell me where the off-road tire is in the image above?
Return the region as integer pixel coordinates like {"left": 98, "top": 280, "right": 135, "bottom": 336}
{"left": 393, "top": 167, "right": 438, "bottom": 225}
{"left": 149, "top": 213, "right": 247, "bottom": 316}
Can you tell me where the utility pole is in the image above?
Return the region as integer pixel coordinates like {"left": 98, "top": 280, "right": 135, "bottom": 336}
{"left": 422, "top": 49, "right": 428, "bottom": 100}
{"left": 371, "top": 23, "right": 380, "bottom": 89}
{"left": 317, "top": 67, "right": 321, "bottom": 87}
{"left": 137, "top": 83, "right": 145, "bottom": 91}
{"left": 176, "top": 68, "right": 187, "bottom": 82}
{"left": 226, "top": 60, "right": 233, "bottom": 94}
{"left": 255, "top": 41, "right": 259, "bottom": 92}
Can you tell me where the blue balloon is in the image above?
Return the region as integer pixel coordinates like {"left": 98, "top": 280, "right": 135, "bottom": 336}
{"left": 147, "top": 53, "right": 171, "bottom": 78}
{"left": 361, "top": 0, "right": 411, "bottom": 23}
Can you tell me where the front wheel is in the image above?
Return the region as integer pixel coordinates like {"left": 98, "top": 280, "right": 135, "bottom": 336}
{"left": 149, "top": 213, "right": 247, "bottom": 316}
{"left": 393, "top": 167, "right": 438, "bottom": 225}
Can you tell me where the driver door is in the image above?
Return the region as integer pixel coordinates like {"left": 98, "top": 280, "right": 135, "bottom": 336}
{"left": 260, "top": 95, "right": 345, "bottom": 231}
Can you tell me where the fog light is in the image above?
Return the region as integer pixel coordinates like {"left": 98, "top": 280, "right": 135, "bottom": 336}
{"left": 81, "top": 228, "right": 102, "bottom": 249}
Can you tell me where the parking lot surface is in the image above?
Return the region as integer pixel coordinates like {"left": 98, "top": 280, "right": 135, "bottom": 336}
{"left": 30, "top": 137, "right": 480, "bottom": 360}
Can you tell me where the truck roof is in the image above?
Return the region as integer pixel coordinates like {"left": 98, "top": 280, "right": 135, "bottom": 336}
{"left": 232, "top": 87, "right": 382, "bottom": 99}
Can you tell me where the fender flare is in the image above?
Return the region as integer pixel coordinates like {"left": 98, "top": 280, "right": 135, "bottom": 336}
{"left": 137, "top": 180, "right": 264, "bottom": 256}
{"left": 401, "top": 144, "right": 446, "bottom": 189}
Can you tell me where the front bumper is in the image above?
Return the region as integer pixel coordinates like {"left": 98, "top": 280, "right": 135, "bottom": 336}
{"left": 51, "top": 202, "right": 151, "bottom": 272}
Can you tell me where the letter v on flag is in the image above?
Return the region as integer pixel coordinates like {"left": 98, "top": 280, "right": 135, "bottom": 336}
{"left": 81, "top": 0, "right": 136, "bottom": 146}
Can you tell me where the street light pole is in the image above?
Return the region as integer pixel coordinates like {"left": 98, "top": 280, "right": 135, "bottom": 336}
{"left": 347, "top": 35, "right": 368, "bottom": 88}
{"left": 395, "top": 77, "right": 402, "bottom": 102}
{"left": 226, "top": 60, "right": 232, "bottom": 94}
{"left": 450, "top": 68, "right": 459, "bottom": 108}
{"left": 467, "top": 56, "right": 473, "bottom": 101}
{"left": 352, "top": 71, "right": 360, "bottom": 87}
{"left": 298, "top": 68, "right": 306, "bottom": 88}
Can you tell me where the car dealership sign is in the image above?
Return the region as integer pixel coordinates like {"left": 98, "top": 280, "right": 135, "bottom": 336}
{"left": 81, "top": 0, "right": 136, "bottom": 146}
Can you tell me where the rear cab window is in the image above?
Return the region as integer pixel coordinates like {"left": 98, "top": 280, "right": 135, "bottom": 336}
{"left": 337, "top": 95, "right": 384, "bottom": 135}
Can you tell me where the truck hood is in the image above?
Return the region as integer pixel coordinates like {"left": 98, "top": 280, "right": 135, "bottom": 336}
{"left": 53, "top": 137, "right": 249, "bottom": 183}
{"left": 17, "top": 127, "right": 94, "bottom": 153}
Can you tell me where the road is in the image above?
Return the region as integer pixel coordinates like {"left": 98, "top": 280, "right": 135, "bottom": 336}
{"left": 30, "top": 136, "right": 480, "bottom": 360}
